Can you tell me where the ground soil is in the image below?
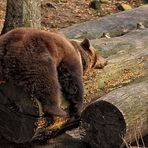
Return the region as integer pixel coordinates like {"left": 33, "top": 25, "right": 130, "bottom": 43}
{"left": 0, "top": 0, "right": 144, "bottom": 32}
{"left": 41, "top": 0, "right": 144, "bottom": 31}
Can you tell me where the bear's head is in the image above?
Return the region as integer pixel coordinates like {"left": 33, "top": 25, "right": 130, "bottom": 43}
{"left": 70, "top": 38, "right": 107, "bottom": 75}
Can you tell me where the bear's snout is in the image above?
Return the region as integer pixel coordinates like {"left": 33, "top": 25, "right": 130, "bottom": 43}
{"left": 94, "top": 55, "right": 108, "bottom": 69}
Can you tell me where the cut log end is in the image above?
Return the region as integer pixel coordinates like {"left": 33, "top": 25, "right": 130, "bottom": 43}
{"left": 81, "top": 100, "right": 126, "bottom": 148}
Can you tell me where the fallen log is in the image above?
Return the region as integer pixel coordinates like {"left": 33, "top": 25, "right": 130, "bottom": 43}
{"left": 79, "top": 30, "right": 148, "bottom": 146}
{"left": 48, "top": 81, "right": 147, "bottom": 148}
{"left": 80, "top": 81, "right": 148, "bottom": 148}
{"left": 61, "top": 5, "right": 148, "bottom": 39}
{"left": 80, "top": 100, "right": 126, "bottom": 148}
{"left": 35, "top": 100, "right": 126, "bottom": 148}
{"left": 83, "top": 29, "right": 148, "bottom": 105}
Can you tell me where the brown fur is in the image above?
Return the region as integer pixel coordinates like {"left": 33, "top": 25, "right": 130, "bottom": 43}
{"left": 70, "top": 38, "right": 107, "bottom": 75}
{"left": 0, "top": 28, "right": 106, "bottom": 119}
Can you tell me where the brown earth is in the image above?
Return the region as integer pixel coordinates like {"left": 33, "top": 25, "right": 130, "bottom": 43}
{"left": 0, "top": 0, "right": 144, "bottom": 32}
{"left": 41, "top": 0, "right": 144, "bottom": 31}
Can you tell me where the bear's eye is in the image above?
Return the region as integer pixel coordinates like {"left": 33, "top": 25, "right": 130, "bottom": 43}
{"left": 82, "top": 58, "right": 87, "bottom": 69}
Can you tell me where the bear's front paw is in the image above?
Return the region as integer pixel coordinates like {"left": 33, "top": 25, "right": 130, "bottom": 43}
{"left": 70, "top": 112, "right": 81, "bottom": 121}
{"left": 69, "top": 103, "right": 82, "bottom": 120}
{"left": 43, "top": 105, "right": 67, "bottom": 117}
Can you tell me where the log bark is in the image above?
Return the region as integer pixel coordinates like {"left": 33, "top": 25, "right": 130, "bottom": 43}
{"left": 80, "top": 81, "right": 148, "bottom": 148}
{"left": 61, "top": 5, "right": 148, "bottom": 39}
{"left": 83, "top": 29, "right": 148, "bottom": 105}
{"left": 1, "top": 0, "right": 41, "bottom": 34}
{"left": 80, "top": 100, "right": 126, "bottom": 148}
{"left": 102, "top": 81, "right": 148, "bottom": 145}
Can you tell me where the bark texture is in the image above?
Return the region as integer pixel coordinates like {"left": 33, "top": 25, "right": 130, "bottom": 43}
{"left": 80, "top": 100, "right": 126, "bottom": 148}
{"left": 83, "top": 29, "right": 148, "bottom": 105}
{"left": 80, "top": 81, "right": 148, "bottom": 148}
{"left": 101, "top": 81, "right": 148, "bottom": 144}
{"left": 1, "top": 0, "right": 41, "bottom": 34}
{"left": 61, "top": 5, "right": 148, "bottom": 39}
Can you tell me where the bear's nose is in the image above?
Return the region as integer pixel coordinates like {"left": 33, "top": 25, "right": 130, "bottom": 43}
{"left": 104, "top": 60, "right": 108, "bottom": 66}
{"left": 94, "top": 57, "right": 108, "bottom": 69}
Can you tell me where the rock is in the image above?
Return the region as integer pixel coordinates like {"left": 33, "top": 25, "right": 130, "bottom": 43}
{"left": 116, "top": 3, "right": 132, "bottom": 11}
{"left": 100, "top": 0, "right": 110, "bottom": 4}
{"left": 101, "top": 32, "right": 111, "bottom": 38}
{"left": 46, "top": 3, "right": 56, "bottom": 9}
{"left": 89, "top": 0, "right": 101, "bottom": 11}
{"left": 137, "top": 22, "right": 146, "bottom": 30}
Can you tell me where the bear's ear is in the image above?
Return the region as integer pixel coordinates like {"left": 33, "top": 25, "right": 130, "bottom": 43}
{"left": 81, "top": 38, "right": 90, "bottom": 51}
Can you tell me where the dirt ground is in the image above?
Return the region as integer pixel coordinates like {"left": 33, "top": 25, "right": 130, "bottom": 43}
{"left": 0, "top": 0, "right": 144, "bottom": 31}
{"left": 41, "top": 0, "right": 144, "bottom": 31}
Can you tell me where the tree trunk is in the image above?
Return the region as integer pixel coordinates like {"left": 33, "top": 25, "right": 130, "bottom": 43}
{"left": 1, "top": 0, "right": 41, "bottom": 34}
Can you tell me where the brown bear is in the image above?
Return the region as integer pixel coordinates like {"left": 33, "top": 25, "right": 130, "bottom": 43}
{"left": 0, "top": 28, "right": 107, "bottom": 119}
